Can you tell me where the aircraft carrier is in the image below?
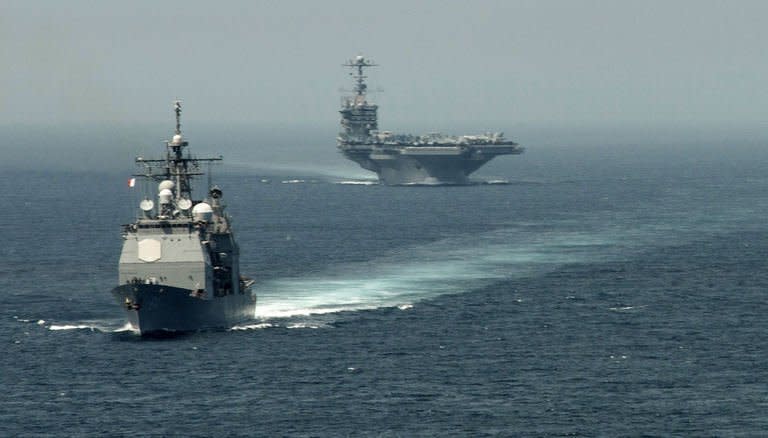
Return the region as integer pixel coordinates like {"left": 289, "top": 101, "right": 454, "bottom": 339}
{"left": 337, "top": 55, "right": 524, "bottom": 185}
{"left": 111, "top": 101, "right": 255, "bottom": 335}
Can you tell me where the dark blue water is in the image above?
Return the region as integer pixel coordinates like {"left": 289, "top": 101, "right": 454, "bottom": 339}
{"left": 2, "top": 141, "right": 768, "bottom": 436}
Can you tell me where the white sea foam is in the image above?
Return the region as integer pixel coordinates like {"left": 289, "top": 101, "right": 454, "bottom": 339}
{"left": 609, "top": 305, "right": 647, "bottom": 312}
{"left": 335, "top": 180, "right": 379, "bottom": 185}
{"left": 230, "top": 323, "right": 274, "bottom": 331}
{"left": 253, "top": 227, "right": 620, "bottom": 319}
{"left": 113, "top": 323, "right": 138, "bottom": 333}
{"left": 255, "top": 302, "right": 380, "bottom": 319}
{"left": 49, "top": 324, "right": 96, "bottom": 331}
{"left": 286, "top": 323, "right": 324, "bottom": 329}
{"left": 41, "top": 320, "right": 135, "bottom": 333}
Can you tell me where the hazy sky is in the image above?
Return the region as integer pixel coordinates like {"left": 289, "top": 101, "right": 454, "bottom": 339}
{"left": 2, "top": 0, "right": 768, "bottom": 128}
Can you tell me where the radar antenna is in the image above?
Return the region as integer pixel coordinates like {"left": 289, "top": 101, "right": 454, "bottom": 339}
{"left": 133, "top": 100, "right": 222, "bottom": 201}
{"left": 343, "top": 55, "right": 377, "bottom": 96}
{"left": 174, "top": 100, "right": 182, "bottom": 135}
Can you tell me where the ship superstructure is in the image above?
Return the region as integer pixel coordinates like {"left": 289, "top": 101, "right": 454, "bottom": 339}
{"left": 111, "top": 101, "right": 255, "bottom": 335}
{"left": 337, "top": 55, "right": 524, "bottom": 185}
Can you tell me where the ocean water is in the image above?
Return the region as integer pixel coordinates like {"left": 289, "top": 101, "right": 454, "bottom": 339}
{"left": 2, "top": 137, "right": 768, "bottom": 436}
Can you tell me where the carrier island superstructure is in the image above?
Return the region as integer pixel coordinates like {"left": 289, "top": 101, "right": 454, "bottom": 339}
{"left": 337, "top": 55, "right": 524, "bottom": 185}
{"left": 111, "top": 101, "right": 255, "bottom": 335}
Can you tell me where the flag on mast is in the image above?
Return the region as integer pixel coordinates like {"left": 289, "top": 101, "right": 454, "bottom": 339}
{"left": 128, "top": 177, "right": 136, "bottom": 188}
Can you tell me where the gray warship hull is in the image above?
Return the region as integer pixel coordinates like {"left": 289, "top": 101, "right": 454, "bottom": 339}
{"left": 112, "top": 284, "right": 256, "bottom": 335}
{"left": 340, "top": 143, "right": 522, "bottom": 185}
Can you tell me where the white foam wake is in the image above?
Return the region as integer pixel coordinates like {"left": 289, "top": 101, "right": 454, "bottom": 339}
{"left": 335, "top": 180, "right": 379, "bottom": 185}
{"left": 43, "top": 321, "right": 135, "bottom": 333}
{"left": 254, "top": 227, "right": 618, "bottom": 319}
{"left": 49, "top": 324, "right": 97, "bottom": 331}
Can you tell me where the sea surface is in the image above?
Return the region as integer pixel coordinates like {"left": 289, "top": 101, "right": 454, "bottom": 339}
{"left": 2, "top": 134, "right": 768, "bottom": 436}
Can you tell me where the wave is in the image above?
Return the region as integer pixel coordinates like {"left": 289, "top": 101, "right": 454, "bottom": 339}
{"left": 335, "top": 180, "right": 379, "bottom": 186}
{"left": 609, "top": 305, "right": 648, "bottom": 312}
{"left": 230, "top": 322, "right": 275, "bottom": 331}
{"left": 49, "top": 324, "right": 98, "bottom": 331}
{"left": 16, "top": 317, "right": 136, "bottom": 334}
{"left": 47, "top": 320, "right": 135, "bottom": 333}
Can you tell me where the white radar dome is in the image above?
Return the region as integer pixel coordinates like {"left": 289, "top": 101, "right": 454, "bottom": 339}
{"left": 192, "top": 202, "right": 213, "bottom": 222}
{"left": 158, "top": 188, "right": 173, "bottom": 204}
{"left": 177, "top": 198, "right": 192, "bottom": 211}
{"left": 139, "top": 199, "right": 154, "bottom": 211}
{"left": 171, "top": 134, "right": 183, "bottom": 145}
{"left": 158, "top": 180, "right": 175, "bottom": 191}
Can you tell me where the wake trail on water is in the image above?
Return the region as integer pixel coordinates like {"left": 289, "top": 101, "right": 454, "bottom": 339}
{"left": 49, "top": 321, "right": 135, "bottom": 333}
{"left": 236, "top": 162, "right": 374, "bottom": 181}
{"left": 253, "top": 225, "right": 629, "bottom": 319}
{"left": 14, "top": 317, "right": 134, "bottom": 334}
{"left": 253, "top": 192, "right": 766, "bottom": 320}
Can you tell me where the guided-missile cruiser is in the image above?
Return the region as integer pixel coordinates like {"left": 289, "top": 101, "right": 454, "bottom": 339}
{"left": 337, "top": 55, "right": 524, "bottom": 185}
{"left": 111, "top": 101, "right": 255, "bottom": 335}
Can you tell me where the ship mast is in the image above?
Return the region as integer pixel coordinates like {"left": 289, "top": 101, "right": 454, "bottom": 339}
{"left": 135, "top": 101, "right": 222, "bottom": 203}
{"left": 344, "top": 55, "right": 377, "bottom": 97}
{"left": 174, "top": 100, "right": 182, "bottom": 136}
{"left": 168, "top": 100, "right": 191, "bottom": 199}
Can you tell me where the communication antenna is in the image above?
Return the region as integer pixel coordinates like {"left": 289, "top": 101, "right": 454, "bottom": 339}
{"left": 132, "top": 100, "right": 222, "bottom": 212}
{"left": 343, "top": 55, "right": 377, "bottom": 96}
{"left": 174, "top": 100, "right": 182, "bottom": 135}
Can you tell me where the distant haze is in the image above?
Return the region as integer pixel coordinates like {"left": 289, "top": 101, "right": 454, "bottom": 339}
{"left": 3, "top": 0, "right": 768, "bottom": 126}
{"left": 1, "top": 1, "right": 767, "bottom": 172}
